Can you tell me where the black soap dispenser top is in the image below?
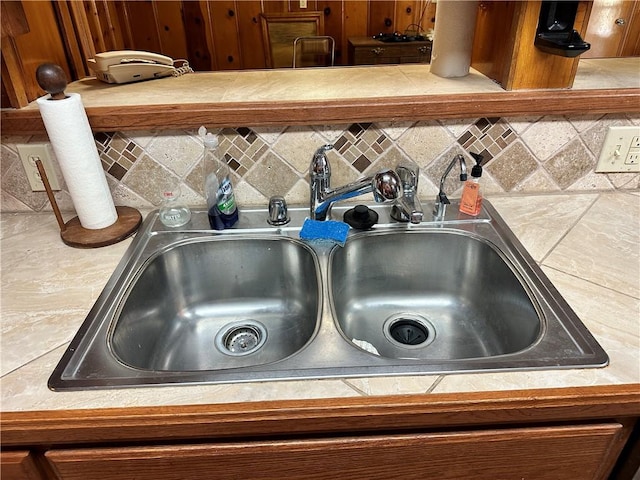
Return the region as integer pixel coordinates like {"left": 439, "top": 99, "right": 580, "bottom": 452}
{"left": 470, "top": 152, "right": 483, "bottom": 178}
{"left": 534, "top": 1, "right": 590, "bottom": 58}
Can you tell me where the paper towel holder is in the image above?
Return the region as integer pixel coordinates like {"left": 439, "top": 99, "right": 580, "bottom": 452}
{"left": 36, "top": 64, "right": 142, "bottom": 248}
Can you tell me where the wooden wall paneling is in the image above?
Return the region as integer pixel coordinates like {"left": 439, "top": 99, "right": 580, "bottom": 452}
{"left": 182, "top": 1, "right": 214, "bottom": 71}
{"left": 395, "top": 0, "right": 420, "bottom": 35}
{"left": 151, "top": 1, "right": 188, "bottom": 61}
{"left": 0, "top": 1, "right": 30, "bottom": 38}
{"left": 583, "top": 0, "right": 636, "bottom": 58}
{"left": 52, "top": 2, "right": 90, "bottom": 79}
{"left": 89, "top": 0, "right": 119, "bottom": 52}
{"left": 12, "top": 1, "right": 70, "bottom": 102}
{"left": 289, "top": 0, "right": 318, "bottom": 14}
{"left": 111, "top": 1, "right": 134, "bottom": 49}
{"left": 318, "top": 1, "right": 344, "bottom": 63}
{"left": 421, "top": 1, "right": 436, "bottom": 34}
{"left": 66, "top": 0, "right": 101, "bottom": 81}
{"left": 81, "top": 1, "right": 105, "bottom": 53}
{"left": 343, "top": 0, "right": 369, "bottom": 62}
{"left": 208, "top": 1, "right": 242, "bottom": 70}
{"left": 102, "top": 1, "right": 126, "bottom": 51}
{"left": 368, "top": 0, "right": 395, "bottom": 36}
{"left": 620, "top": 0, "right": 640, "bottom": 56}
{"left": 235, "top": 1, "right": 267, "bottom": 69}
{"left": 0, "top": 38, "right": 29, "bottom": 108}
{"left": 0, "top": 1, "right": 30, "bottom": 107}
{"left": 263, "top": 0, "right": 288, "bottom": 14}
{"left": 120, "top": 1, "right": 161, "bottom": 54}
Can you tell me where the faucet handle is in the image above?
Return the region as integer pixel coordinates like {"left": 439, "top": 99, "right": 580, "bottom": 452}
{"left": 267, "top": 196, "right": 290, "bottom": 226}
{"left": 395, "top": 161, "right": 420, "bottom": 190}
{"left": 310, "top": 144, "right": 333, "bottom": 177}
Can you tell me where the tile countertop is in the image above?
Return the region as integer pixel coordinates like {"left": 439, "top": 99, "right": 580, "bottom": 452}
{"left": 1, "top": 192, "right": 639, "bottom": 412}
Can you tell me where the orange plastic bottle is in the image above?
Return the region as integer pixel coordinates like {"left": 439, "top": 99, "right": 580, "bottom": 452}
{"left": 459, "top": 153, "right": 483, "bottom": 216}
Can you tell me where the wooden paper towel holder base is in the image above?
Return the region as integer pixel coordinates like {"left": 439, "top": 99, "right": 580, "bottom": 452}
{"left": 60, "top": 206, "right": 142, "bottom": 248}
{"left": 36, "top": 159, "right": 142, "bottom": 248}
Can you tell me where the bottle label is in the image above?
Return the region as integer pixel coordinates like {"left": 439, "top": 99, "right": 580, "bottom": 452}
{"left": 217, "top": 177, "right": 237, "bottom": 215}
{"left": 459, "top": 181, "right": 481, "bottom": 216}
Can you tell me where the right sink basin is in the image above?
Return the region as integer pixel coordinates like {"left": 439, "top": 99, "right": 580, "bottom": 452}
{"left": 330, "top": 230, "right": 542, "bottom": 360}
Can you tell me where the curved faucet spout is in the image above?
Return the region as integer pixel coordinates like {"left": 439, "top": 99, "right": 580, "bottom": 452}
{"left": 433, "top": 154, "right": 468, "bottom": 221}
{"left": 313, "top": 170, "right": 401, "bottom": 221}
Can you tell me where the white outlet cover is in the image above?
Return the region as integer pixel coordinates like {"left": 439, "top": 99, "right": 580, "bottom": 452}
{"left": 595, "top": 125, "right": 640, "bottom": 173}
{"left": 16, "top": 143, "right": 61, "bottom": 191}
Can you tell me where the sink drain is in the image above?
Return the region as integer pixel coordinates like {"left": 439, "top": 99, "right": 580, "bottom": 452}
{"left": 215, "top": 321, "right": 267, "bottom": 356}
{"left": 384, "top": 314, "right": 435, "bottom": 349}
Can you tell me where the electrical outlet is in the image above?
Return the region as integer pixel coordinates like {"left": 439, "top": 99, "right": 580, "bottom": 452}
{"left": 16, "top": 143, "right": 61, "bottom": 191}
{"left": 626, "top": 150, "right": 640, "bottom": 165}
{"left": 595, "top": 125, "right": 640, "bottom": 173}
{"left": 299, "top": 0, "right": 308, "bottom": 8}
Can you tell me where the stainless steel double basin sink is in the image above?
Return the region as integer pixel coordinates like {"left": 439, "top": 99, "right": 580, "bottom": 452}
{"left": 49, "top": 201, "right": 608, "bottom": 390}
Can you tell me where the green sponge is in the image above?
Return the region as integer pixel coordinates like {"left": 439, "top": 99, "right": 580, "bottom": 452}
{"left": 299, "top": 219, "right": 350, "bottom": 247}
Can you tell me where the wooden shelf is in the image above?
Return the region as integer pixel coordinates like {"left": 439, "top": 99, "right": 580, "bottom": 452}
{"left": 2, "top": 88, "right": 639, "bottom": 135}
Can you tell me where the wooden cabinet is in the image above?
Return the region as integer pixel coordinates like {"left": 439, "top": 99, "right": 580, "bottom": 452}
{"left": 471, "top": 1, "right": 593, "bottom": 90}
{"left": 0, "top": 451, "right": 43, "bottom": 480}
{"left": 348, "top": 36, "right": 432, "bottom": 65}
{"left": 44, "top": 424, "right": 626, "bottom": 480}
{"left": 2, "top": 386, "right": 639, "bottom": 480}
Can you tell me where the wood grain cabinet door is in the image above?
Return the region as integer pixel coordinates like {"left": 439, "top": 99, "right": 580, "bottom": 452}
{"left": 45, "top": 423, "right": 625, "bottom": 480}
{"left": 1, "top": 451, "right": 44, "bottom": 480}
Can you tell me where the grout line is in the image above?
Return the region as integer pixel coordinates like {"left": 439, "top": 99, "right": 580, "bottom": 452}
{"left": 0, "top": 342, "right": 68, "bottom": 380}
{"left": 425, "top": 375, "right": 445, "bottom": 394}
{"left": 541, "top": 264, "right": 640, "bottom": 302}
{"left": 341, "top": 379, "right": 369, "bottom": 397}
{"left": 538, "top": 192, "right": 602, "bottom": 265}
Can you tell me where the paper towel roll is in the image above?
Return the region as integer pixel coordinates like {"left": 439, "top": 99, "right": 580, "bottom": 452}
{"left": 430, "top": 0, "right": 479, "bottom": 78}
{"left": 37, "top": 93, "right": 118, "bottom": 229}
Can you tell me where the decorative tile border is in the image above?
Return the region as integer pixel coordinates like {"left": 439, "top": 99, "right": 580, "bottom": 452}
{"left": 1, "top": 114, "right": 638, "bottom": 213}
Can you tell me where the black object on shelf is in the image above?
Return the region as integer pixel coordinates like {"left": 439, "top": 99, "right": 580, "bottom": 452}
{"left": 373, "top": 32, "right": 427, "bottom": 43}
{"left": 534, "top": 1, "right": 590, "bottom": 58}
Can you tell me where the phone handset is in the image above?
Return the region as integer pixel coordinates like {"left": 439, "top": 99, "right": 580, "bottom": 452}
{"left": 88, "top": 50, "right": 192, "bottom": 84}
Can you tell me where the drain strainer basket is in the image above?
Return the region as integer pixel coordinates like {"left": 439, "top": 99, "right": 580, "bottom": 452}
{"left": 383, "top": 313, "right": 436, "bottom": 349}
{"left": 215, "top": 320, "right": 267, "bottom": 356}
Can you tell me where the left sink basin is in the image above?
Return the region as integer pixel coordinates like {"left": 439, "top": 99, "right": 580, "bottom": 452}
{"left": 48, "top": 209, "right": 323, "bottom": 390}
{"left": 111, "top": 238, "right": 320, "bottom": 371}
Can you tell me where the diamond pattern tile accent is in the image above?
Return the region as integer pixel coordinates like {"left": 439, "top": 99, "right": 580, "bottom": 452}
{"left": 218, "top": 127, "right": 269, "bottom": 177}
{"left": 95, "top": 132, "right": 144, "bottom": 180}
{"left": 334, "top": 123, "right": 392, "bottom": 173}
{"left": 457, "top": 117, "right": 516, "bottom": 162}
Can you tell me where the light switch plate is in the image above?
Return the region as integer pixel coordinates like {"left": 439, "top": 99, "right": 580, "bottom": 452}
{"left": 595, "top": 125, "right": 640, "bottom": 173}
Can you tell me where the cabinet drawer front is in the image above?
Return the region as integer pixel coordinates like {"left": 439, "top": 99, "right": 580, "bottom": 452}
{"left": 1, "top": 451, "right": 43, "bottom": 480}
{"left": 45, "top": 423, "right": 623, "bottom": 480}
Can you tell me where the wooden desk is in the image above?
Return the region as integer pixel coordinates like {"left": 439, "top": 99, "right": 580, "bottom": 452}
{"left": 348, "top": 36, "right": 432, "bottom": 65}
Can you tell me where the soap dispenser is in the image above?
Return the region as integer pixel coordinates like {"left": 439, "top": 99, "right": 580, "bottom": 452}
{"left": 459, "top": 153, "right": 484, "bottom": 216}
{"left": 534, "top": 1, "right": 590, "bottom": 57}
